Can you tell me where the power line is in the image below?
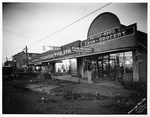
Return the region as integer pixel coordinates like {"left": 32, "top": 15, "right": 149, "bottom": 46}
{"left": 3, "top": 3, "right": 112, "bottom": 63}
{"left": 28, "top": 3, "right": 112, "bottom": 47}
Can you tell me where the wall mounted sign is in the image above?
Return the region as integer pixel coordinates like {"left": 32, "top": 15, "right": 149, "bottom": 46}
{"left": 71, "top": 47, "right": 94, "bottom": 53}
{"left": 39, "top": 48, "right": 73, "bottom": 61}
{"left": 82, "top": 26, "right": 134, "bottom": 46}
{"left": 54, "top": 48, "right": 73, "bottom": 57}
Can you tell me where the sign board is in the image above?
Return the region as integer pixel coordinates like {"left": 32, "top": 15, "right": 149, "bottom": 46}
{"left": 39, "top": 48, "right": 73, "bottom": 61}
{"left": 54, "top": 48, "right": 73, "bottom": 57}
{"left": 43, "top": 46, "right": 61, "bottom": 51}
{"left": 82, "top": 26, "right": 134, "bottom": 46}
{"left": 71, "top": 47, "right": 94, "bottom": 53}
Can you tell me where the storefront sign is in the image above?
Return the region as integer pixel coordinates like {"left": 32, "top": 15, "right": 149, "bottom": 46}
{"left": 88, "top": 27, "right": 119, "bottom": 41}
{"left": 82, "top": 26, "right": 134, "bottom": 46}
{"left": 43, "top": 46, "right": 61, "bottom": 51}
{"left": 54, "top": 49, "right": 73, "bottom": 57}
{"left": 71, "top": 47, "right": 94, "bottom": 53}
{"left": 39, "top": 48, "right": 73, "bottom": 61}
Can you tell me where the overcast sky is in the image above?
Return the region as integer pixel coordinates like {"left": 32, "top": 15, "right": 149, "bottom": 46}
{"left": 2, "top": 2, "right": 147, "bottom": 63}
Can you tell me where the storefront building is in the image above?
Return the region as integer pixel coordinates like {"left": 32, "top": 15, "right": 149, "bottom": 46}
{"left": 28, "top": 40, "right": 82, "bottom": 77}
{"left": 29, "top": 12, "right": 147, "bottom": 83}
{"left": 76, "top": 12, "right": 147, "bottom": 83}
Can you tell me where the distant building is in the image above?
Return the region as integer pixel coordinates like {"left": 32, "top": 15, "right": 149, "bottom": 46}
{"left": 12, "top": 51, "right": 40, "bottom": 69}
{"left": 3, "top": 60, "right": 14, "bottom": 67}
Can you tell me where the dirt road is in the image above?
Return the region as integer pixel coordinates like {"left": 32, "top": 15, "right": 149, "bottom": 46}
{"left": 2, "top": 77, "right": 147, "bottom": 114}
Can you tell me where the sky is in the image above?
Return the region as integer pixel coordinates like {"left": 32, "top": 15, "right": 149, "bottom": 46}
{"left": 2, "top": 2, "right": 148, "bottom": 63}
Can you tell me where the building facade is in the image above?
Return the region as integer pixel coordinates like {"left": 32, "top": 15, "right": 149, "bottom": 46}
{"left": 12, "top": 51, "right": 40, "bottom": 69}
{"left": 29, "top": 12, "right": 147, "bottom": 83}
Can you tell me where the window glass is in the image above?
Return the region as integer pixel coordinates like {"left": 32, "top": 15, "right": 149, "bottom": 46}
{"left": 118, "top": 53, "right": 124, "bottom": 66}
{"left": 70, "top": 59, "right": 77, "bottom": 73}
{"left": 110, "top": 53, "right": 116, "bottom": 59}
{"left": 98, "top": 56, "right": 103, "bottom": 60}
{"left": 55, "top": 59, "right": 73, "bottom": 74}
{"left": 124, "top": 51, "right": 133, "bottom": 73}
{"left": 103, "top": 55, "right": 109, "bottom": 59}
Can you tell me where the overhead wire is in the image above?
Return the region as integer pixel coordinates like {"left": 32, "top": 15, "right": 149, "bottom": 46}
{"left": 28, "top": 2, "right": 112, "bottom": 47}
{"left": 4, "top": 3, "right": 112, "bottom": 62}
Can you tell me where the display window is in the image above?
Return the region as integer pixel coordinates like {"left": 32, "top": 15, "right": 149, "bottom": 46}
{"left": 83, "top": 51, "right": 133, "bottom": 80}
{"left": 70, "top": 59, "right": 77, "bottom": 74}
{"left": 124, "top": 51, "right": 133, "bottom": 73}
{"left": 55, "top": 59, "right": 77, "bottom": 75}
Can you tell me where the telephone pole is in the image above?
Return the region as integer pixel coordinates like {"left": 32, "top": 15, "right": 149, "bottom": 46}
{"left": 24, "top": 46, "right": 28, "bottom": 66}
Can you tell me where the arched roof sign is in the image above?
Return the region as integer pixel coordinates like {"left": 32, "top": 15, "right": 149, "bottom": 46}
{"left": 87, "top": 12, "right": 121, "bottom": 38}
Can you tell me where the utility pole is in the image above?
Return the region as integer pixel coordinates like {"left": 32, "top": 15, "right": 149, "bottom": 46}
{"left": 25, "top": 46, "right": 28, "bottom": 66}
{"left": 23, "top": 46, "right": 28, "bottom": 73}
{"left": 23, "top": 46, "right": 28, "bottom": 66}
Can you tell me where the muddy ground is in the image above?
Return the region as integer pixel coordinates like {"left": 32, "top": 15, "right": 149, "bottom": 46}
{"left": 2, "top": 76, "right": 147, "bottom": 114}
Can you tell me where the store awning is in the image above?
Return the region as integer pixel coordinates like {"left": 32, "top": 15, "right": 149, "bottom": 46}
{"left": 32, "top": 47, "right": 136, "bottom": 64}
{"left": 75, "top": 47, "right": 137, "bottom": 58}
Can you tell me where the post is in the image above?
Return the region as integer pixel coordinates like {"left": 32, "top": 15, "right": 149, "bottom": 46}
{"left": 24, "top": 46, "right": 28, "bottom": 73}
{"left": 25, "top": 46, "right": 28, "bottom": 66}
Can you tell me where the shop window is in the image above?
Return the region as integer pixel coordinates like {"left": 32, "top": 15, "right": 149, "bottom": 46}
{"left": 118, "top": 53, "right": 124, "bottom": 66}
{"left": 103, "top": 55, "right": 109, "bottom": 59}
{"left": 70, "top": 59, "right": 77, "bottom": 73}
{"left": 124, "top": 51, "right": 133, "bottom": 73}
{"left": 110, "top": 53, "right": 116, "bottom": 59}
{"left": 110, "top": 54, "right": 117, "bottom": 70}
{"left": 117, "top": 51, "right": 133, "bottom": 73}
{"left": 55, "top": 59, "right": 77, "bottom": 75}
{"left": 98, "top": 56, "right": 103, "bottom": 60}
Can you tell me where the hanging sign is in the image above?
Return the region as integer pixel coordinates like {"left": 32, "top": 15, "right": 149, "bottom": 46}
{"left": 43, "top": 46, "right": 61, "bottom": 51}
{"left": 71, "top": 47, "right": 94, "bottom": 53}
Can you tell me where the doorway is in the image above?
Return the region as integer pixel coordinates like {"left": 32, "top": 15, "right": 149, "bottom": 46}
{"left": 97, "top": 54, "right": 117, "bottom": 80}
{"left": 98, "top": 55, "right": 110, "bottom": 79}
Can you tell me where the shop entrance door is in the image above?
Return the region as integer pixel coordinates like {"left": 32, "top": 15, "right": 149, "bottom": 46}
{"left": 98, "top": 58, "right": 109, "bottom": 78}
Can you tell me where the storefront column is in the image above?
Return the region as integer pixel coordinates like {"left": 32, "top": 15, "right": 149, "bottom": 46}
{"left": 133, "top": 49, "right": 139, "bottom": 82}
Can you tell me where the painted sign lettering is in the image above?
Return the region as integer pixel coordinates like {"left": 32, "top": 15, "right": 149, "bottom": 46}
{"left": 71, "top": 47, "right": 93, "bottom": 53}
{"left": 54, "top": 49, "right": 72, "bottom": 57}
{"left": 82, "top": 26, "right": 134, "bottom": 46}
